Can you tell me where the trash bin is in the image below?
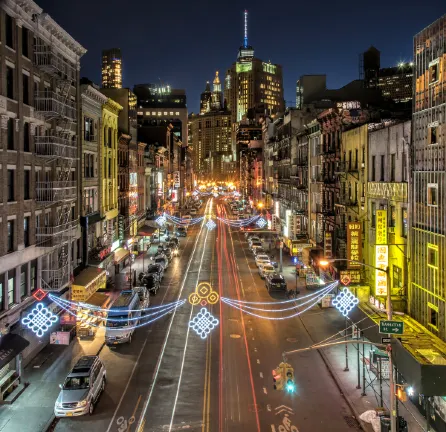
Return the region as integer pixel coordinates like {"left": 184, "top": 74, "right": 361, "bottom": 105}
{"left": 380, "top": 416, "right": 408, "bottom": 432}
{"left": 380, "top": 416, "right": 391, "bottom": 432}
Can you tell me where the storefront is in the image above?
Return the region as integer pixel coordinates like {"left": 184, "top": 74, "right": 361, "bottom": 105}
{"left": 0, "top": 334, "right": 29, "bottom": 403}
{"left": 114, "top": 247, "right": 130, "bottom": 273}
{"left": 76, "top": 292, "right": 112, "bottom": 340}
{"left": 136, "top": 226, "right": 157, "bottom": 252}
{"left": 88, "top": 248, "right": 116, "bottom": 277}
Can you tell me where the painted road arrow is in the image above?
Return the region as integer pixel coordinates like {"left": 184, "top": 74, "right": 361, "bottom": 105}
{"left": 275, "top": 405, "right": 294, "bottom": 416}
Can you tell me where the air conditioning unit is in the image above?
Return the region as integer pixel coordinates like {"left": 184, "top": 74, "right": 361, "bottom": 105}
{"left": 361, "top": 162, "right": 365, "bottom": 169}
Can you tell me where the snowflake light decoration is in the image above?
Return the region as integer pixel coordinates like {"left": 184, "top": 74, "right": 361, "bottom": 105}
{"left": 189, "top": 308, "right": 219, "bottom": 339}
{"left": 332, "top": 288, "right": 359, "bottom": 317}
{"left": 22, "top": 303, "right": 58, "bottom": 337}
{"left": 156, "top": 215, "right": 166, "bottom": 227}
{"left": 256, "top": 217, "right": 267, "bottom": 229}
{"left": 206, "top": 219, "right": 216, "bottom": 231}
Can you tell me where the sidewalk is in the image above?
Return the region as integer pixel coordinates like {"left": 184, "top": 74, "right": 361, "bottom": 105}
{"left": 0, "top": 242, "right": 162, "bottom": 432}
{"left": 269, "top": 246, "right": 428, "bottom": 432}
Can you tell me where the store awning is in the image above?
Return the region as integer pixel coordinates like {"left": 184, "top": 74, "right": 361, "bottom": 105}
{"left": 114, "top": 247, "right": 130, "bottom": 264}
{"left": 81, "top": 292, "right": 113, "bottom": 309}
{"left": 72, "top": 268, "right": 106, "bottom": 302}
{"left": 0, "top": 334, "right": 30, "bottom": 370}
{"left": 137, "top": 226, "right": 157, "bottom": 237}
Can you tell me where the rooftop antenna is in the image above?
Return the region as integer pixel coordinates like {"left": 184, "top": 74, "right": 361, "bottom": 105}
{"left": 244, "top": 10, "right": 248, "bottom": 48}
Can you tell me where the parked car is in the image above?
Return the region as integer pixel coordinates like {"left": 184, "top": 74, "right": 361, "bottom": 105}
{"left": 154, "top": 255, "right": 168, "bottom": 269}
{"left": 251, "top": 245, "right": 264, "bottom": 255}
{"left": 248, "top": 237, "right": 261, "bottom": 246}
{"left": 190, "top": 208, "right": 197, "bottom": 216}
{"left": 143, "top": 273, "right": 160, "bottom": 294}
{"left": 250, "top": 241, "right": 262, "bottom": 251}
{"left": 54, "top": 356, "right": 106, "bottom": 417}
{"left": 163, "top": 248, "right": 173, "bottom": 261}
{"left": 147, "top": 264, "right": 164, "bottom": 280}
{"left": 176, "top": 226, "right": 187, "bottom": 237}
{"left": 169, "top": 237, "right": 180, "bottom": 246}
{"left": 259, "top": 263, "right": 275, "bottom": 279}
{"left": 253, "top": 248, "right": 267, "bottom": 257}
{"left": 265, "top": 273, "right": 287, "bottom": 292}
{"left": 255, "top": 254, "right": 271, "bottom": 268}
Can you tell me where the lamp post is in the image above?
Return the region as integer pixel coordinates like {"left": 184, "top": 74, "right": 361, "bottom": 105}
{"left": 319, "top": 258, "right": 396, "bottom": 432}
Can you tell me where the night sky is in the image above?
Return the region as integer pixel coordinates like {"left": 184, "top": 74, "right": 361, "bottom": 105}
{"left": 39, "top": 0, "right": 444, "bottom": 112}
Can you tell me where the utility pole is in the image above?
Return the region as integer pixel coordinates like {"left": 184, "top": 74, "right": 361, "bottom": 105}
{"left": 386, "top": 266, "right": 397, "bottom": 432}
{"left": 279, "top": 237, "right": 283, "bottom": 273}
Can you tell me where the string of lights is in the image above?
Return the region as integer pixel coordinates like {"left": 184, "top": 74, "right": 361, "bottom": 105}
{"left": 53, "top": 298, "right": 186, "bottom": 323}
{"left": 48, "top": 293, "right": 184, "bottom": 314}
{"left": 51, "top": 297, "right": 186, "bottom": 331}
{"left": 222, "top": 285, "right": 334, "bottom": 313}
{"left": 164, "top": 214, "right": 204, "bottom": 225}
{"left": 221, "top": 281, "right": 339, "bottom": 305}
{"left": 221, "top": 291, "right": 331, "bottom": 320}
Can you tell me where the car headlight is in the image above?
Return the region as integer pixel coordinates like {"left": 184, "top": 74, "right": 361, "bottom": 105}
{"left": 56, "top": 401, "right": 63, "bottom": 408}
{"left": 77, "top": 399, "right": 88, "bottom": 408}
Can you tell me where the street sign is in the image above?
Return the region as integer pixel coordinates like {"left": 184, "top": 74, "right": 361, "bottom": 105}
{"left": 340, "top": 274, "right": 351, "bottom": 286}
{"left": 381, "top": 337, "right": 391, "bottom": 344}
{"left": 379, "top": 320, "right": 404, "bottom": 335}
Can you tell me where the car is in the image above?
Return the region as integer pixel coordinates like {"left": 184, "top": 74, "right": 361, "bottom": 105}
{"left": 190, "top": 208, "right": 197, "bottom": 215}
{"left": 265, "top": 273, "right": 287, "bottom": 291}
{"left": 253, "top": 248, "right": 267, "bottom": 257}
{"left": 259, "top": 263, "right": 275, "bottom": 279}
{"left": 154, "top": 255, "right": 168, "bottom": 269}
{"left": 176, "top": 226, "right": 187, "bottom": 237}
{"left": 54, "top": 356, "right": 106, "bottom": 417}
{"left": 250, "top": 241, "right": 262, "bottom": 251}
{"left": 182, "top": 215, "right": 192, "bottom": 223}
{"left": 142, "top": 273, "right": 160, "bottom": 294}
{"left": 163, "top": 248, "right": 173, "bottom": 261}
{"left": 147, "top": 264, "right": 164, "bottom": 280}
{"left": 248, "top": 237, "right": 261, "bottom": 246}
{"left": 169, "top": 237, "right": 180, "bottom": 246}
{"left": 255, "top": 255, "right": 271, "bottom": 268}
{"left": 251, "top": 245, "right": 264, "bottom": 255}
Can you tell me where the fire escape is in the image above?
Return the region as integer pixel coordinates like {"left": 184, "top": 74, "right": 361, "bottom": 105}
{"left": 34, "top": 41, "right": 78, "bottom": 291}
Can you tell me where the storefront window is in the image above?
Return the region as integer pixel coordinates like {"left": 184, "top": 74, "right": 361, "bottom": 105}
{"left": 8, "top": 275, "right": 15, "bottom": 306}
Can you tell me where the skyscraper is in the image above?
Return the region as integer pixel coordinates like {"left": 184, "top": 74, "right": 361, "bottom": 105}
{"left": 224, "top": 10, "right": 284, "bottom": 125}
{"left": 102, "top": 48, "right": 122, "bottom": 89}
{"left": 200, "top": 82, "right": 212, "bottom": 114}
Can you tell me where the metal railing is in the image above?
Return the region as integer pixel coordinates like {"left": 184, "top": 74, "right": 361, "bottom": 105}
{"left": 36, "top": 181, "right": 76, "bottom": 203}
{"left": 35, "top": 136, "right": 78, "bottom": 160}
{"left": 34, "top": 45, "right": 76, "bottom": 81}
{"left": 35, "top": 91, "right": 76, "bottom": 121}
{"left": 36, "top": 219, "right": 78, "bottom": 237}
{"left": 41, "top": 265, "right": 71, "bottom": 292}
{"left": 339, "top": 195, "right": 358, "bottom": 207}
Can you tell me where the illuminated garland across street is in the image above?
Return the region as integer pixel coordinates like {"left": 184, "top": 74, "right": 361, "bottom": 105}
{"left": 51, "top": 297, "right": 186, "bottom": 332}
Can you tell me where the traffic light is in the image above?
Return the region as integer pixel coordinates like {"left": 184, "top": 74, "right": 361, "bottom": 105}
{"left": 396, "top": 385, "right": 408, "bottom": 402}
{"left": 284, "top": 364, "right": 295, "bottom": 393}
{"left": 272, "top": 367, "right": 284, "bottom": 390}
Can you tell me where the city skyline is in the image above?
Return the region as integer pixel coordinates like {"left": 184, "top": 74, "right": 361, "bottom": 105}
{"left": 37, "top": 0, "right": 444, "bottom": 112}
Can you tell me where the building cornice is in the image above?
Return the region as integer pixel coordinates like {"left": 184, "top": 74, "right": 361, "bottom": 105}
{"left": 82, "top": 85, "right": 108, "bottom": 107}
{"left": 4, "top": 0, "right": 86, "bottom": 64}
{"left": 104, "top": 98, "right": 123, "bottom": 115}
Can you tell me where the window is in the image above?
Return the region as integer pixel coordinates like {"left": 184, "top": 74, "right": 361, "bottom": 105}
{"left": 7, "top": 118, "right": 14, "bottom": 150}
{"left": 0, "top": 279, "right": 3, "bottom": 311}
{"left": 390, "top": 154, "right": 395, "bottom": 182}
{"left": 427, "top": 184, "right": 438, "bottom": 207}
{"left": 389, "top": 206, "right": 396, "bottom": 227}
{"left": 380, "top": 155, "right": 385, "bottom": 181}
{"left": 108, "top": 128, "right": 112, "bottom": 147}
{"left": 371, "top": 202, "right": 376, "bottom": 228}
{"left": 427, "top": 244, "right": 438, "bottom": 268}
{"left": 372, "top": 155, "right": 376, "bottom": 181}
{"left": 401, "top": 208, "right": 408, "bottom": 238}
{"left": 20, "top": 265, "right": 27, "bottom": 299}
{"left": 30, "top": 260, "right": 37, "bottom": 292}
{"left": 430, "top": 63, "right": 438, "bottom": 84}
{"left": 7, "top": 221, "right": 14, "bottom": 252}
{"left": 5, "top": 14, "right": 14, "bottom": 49}
{"left": 428, "top": 125, "right": 438, "bottom": 145}
{"left": 393, "top": 266, "right": 402, "bottom": 290}
{"left": 84, "top": 117, "right": 94, "bottom": 141}
{"left": 8, "top": 276, "right": 15, "bottom": 306}
{"left": 24, "top": 217, "right": 30, "bottom": 247}
{"left": 7, "top": 169, "right": 15, "bottom": 202}
{"left": 355, "top": 149, "right": 358, "bottom": 170}
{"left": 24, "top": 122, "right": 30, "bottom": 152}
{"left": 428, "top": 303, "right": 438, "bottom": 329}
{"left": 22, "top": 27, "right": 29, "bottom": 57}
{"left": 6, "top": 66, "right": 14, "bottom": 99}
{"left": 90, "top": 154, "right": 94, "bottom": 177}
{"left": 24, "top": 170, "right": 30, "bottom": 200}
{"left": 23, "top": 73, "right": 29, "bottom": 105}
{"left": 402, "top": 153, "right": 407, "bottom": 182}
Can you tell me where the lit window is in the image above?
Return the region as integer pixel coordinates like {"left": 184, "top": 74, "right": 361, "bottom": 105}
{"left": 427, "top": 244, "right": 438, "bottom": 268}
{"left": 163, "top": 112, "right": 167, "bottom": 115}
{"left": 430, "top": 62, "right": 439, "bottom": 84}
{"left": 157, "top": 112, "right": 162, "bottom": 116}
{"left": 428, "top": 125, "right": 438, "bottom": 145}
{"left": 427, "top": 184, "right": 438, "bottom": 207}
{"left": 428, "top": 302, "right": 438, "bottom": 329}
{"left": 170, "top": 112, "right": 173, "bottom": 115}
{"left": 176, "top": 112, "right": 180, "bottom": 115}
{"left": 152, "top": 112, "right": 156, "bottom": 115}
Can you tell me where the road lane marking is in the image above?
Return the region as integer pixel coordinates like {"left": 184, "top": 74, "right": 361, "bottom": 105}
{"left": 126, "top": 395, "right": 141, "bottom": 432}
{"left": 257, "top": 359, "right": 260, "bottom": 364}
{"left": 134, "top": 201, "right": 211, "bottom": 431}
{"left": 267, "top": 404, "right": 271, "bottom": 411}
{"left": 259, "top": 372, "right": 263, "bottom": 378}
{"left": 263, "top": 387, "right": 267, "bottom": 394}
{"left": 201, "top": 337, "right": 209, "bottom": 432}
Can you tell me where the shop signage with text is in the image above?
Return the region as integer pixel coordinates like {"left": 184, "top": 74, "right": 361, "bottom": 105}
{"left": 324, "top": 232, "right": 332, "bottom": 259}
{"left": 347, "top": 222, "right": 362, "bottom": 268}
{"left": 376, "top": 210, "right": 387, "bottom": 245}
{"left": 375, "top": 245, "right": 388, "bottom": 296}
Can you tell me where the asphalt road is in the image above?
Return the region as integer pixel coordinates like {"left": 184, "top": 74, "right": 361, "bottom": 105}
{"left": 54, "top": 199, "right": 359, "bottom": 432}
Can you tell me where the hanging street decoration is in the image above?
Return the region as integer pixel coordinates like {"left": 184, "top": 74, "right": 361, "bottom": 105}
{"left": 332, "top": 288, "right": 359, "bottom": 317}
{"left": 155, "top": 215, "right": 167, "bottom": 226}
{"left": 188, "top": 282, "right": 220, "bottom": 306}
{"left": 189, "top": 308, "right": 219, "bottom": 339}
{"left": 256, "top": 217, "right": 267, "bottom": 229}
{"left": 32, "top": 288, "right": 48, "bottom": 302}
{"left": 206, "top": 219, "right": 216, "bottom": 231}
{"left": 22, "top": 303, "right": 58, "bottom": 337}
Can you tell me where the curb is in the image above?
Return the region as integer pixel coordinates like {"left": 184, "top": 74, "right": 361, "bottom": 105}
{"left": 42, "top": 341, "right": 106, "bottom": 432}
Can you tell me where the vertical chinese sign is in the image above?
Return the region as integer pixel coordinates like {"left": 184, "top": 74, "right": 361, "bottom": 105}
{"left": 347, "top": 222, "right": 362, "bottom": 268}
{"left": 375, "top": 209, "right": 388, "bottom": 296}
{"left": 324, "top": 232, "right": 333, "bottom": 259}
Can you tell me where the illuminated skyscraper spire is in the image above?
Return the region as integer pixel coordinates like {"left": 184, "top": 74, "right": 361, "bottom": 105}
{"left": 244, "top": 10, "right": 248, "bottom": 49}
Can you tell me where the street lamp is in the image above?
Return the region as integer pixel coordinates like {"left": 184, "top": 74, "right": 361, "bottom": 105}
{"left": 318, "top": 258, "right": 397, "bottom": 432}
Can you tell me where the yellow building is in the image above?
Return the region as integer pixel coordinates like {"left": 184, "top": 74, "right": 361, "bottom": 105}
{"left": 101, "top": 98, "right": 122, "bottom": 252}
{"left": 366, "top": 121, "right": 410, "bottom": 311}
